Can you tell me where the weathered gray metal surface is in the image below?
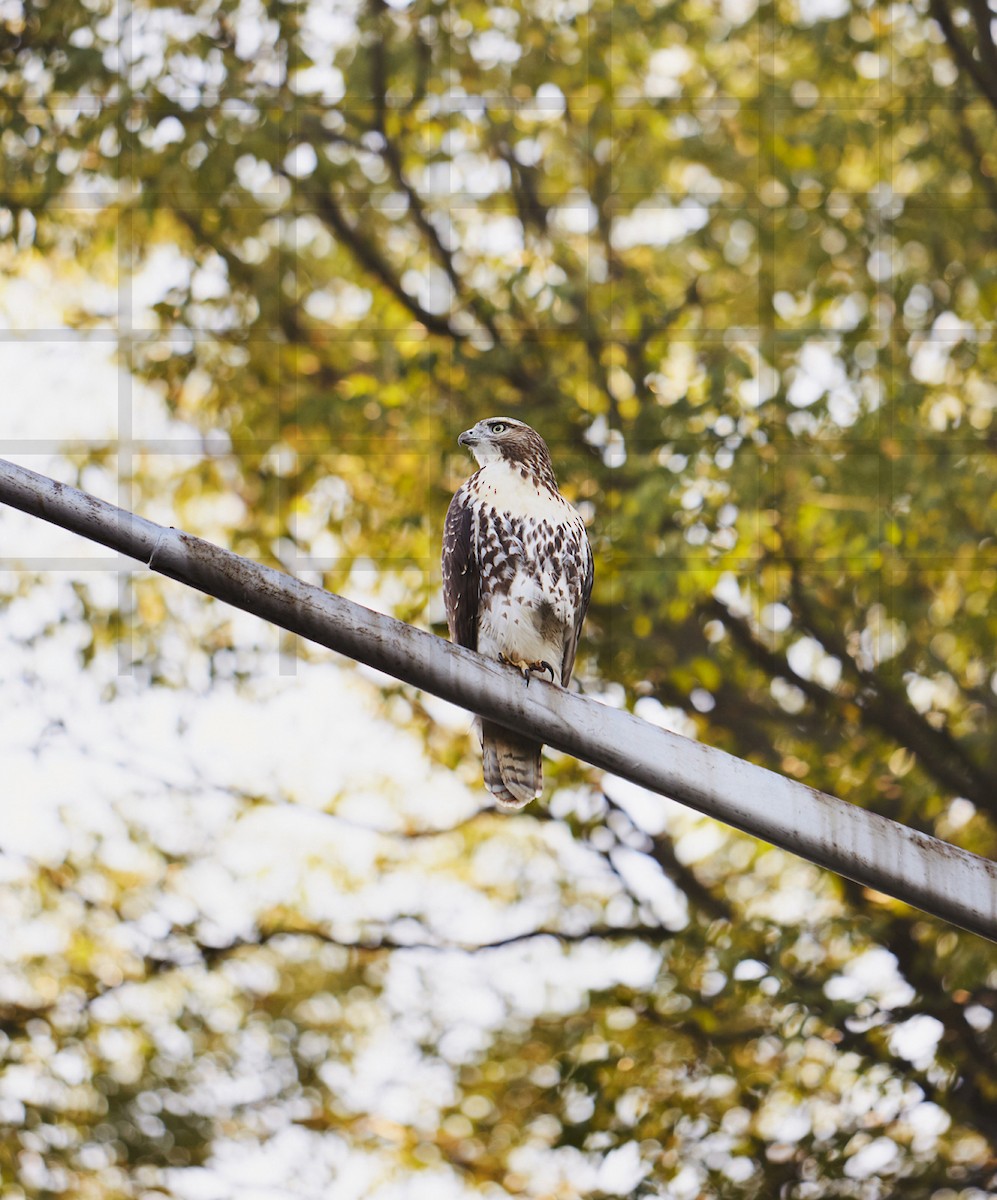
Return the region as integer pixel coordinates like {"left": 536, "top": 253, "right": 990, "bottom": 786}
{"left": 3, "top": 455, "right": 996, "bottom": 942}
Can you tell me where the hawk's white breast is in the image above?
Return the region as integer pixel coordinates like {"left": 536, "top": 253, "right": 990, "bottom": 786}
{"left": 469, "top": 462, "right": 575, "bottom": 525}
{"left": 469, "top": 461, "right": 589, "bottom": 671}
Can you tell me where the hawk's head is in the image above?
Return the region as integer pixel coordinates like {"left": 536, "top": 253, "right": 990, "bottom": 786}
{"left": 457, "top": 417, "right": 556, "bottom": 485}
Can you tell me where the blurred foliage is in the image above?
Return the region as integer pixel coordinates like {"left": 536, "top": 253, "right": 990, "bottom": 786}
{"left": 3, "top": 0, "right": 997, "bottom": 1194}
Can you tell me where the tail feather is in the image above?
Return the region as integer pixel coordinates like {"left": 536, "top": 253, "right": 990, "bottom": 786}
{"left": 479, "top": 719, "right": 542, "bottom": 809}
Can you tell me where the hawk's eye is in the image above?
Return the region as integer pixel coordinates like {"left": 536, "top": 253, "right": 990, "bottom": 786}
{"left": 490, "top": 422, "right": 507, "bottom": 433}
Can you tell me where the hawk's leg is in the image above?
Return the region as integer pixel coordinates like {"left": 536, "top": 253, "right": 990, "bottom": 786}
{"left": 499, "top": 654, "right": 557, "bottom": 687}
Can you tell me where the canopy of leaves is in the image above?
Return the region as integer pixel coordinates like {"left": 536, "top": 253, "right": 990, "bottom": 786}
{"left": 2, "top": 0, "right": 997, "bottom": 1195}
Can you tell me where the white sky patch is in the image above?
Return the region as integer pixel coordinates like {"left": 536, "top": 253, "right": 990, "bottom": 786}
{"left": 612, "top": 202, "right": 710, "bottom": 250}
{"left": 147, "top": 114, "right": 186, "bottom": 147}
{"left": 761, "top": 602, "right": 792, "bottom": 633}
{"left": 169, "top": 1128, "right": 399, "bottom": 1200}
{"left": 632, "top": 697, "right": 699, "bottom": 741}
{"left": 0, "top": 253, "right": 116, "bottom": 328}
{"left": 131, "top": 243, "right": 193, "bottom": 320}
{"left": 824, "top": 948, "right": 915, "bottom": 1009}
{"left": 235, "top": 152, "right": 280, "bottom": 195}
{"left": 787, "top": 340, "right": 849, "bottom": 408}
{"left": 0, "top": 337, "right": 119, "bottom": 440}
{"left": 679, "top": 162, "right": 728, "bottom": 197}
{"left": 844, "top": 1136, "right": 900, "bottom": 1180}
{"left": 723, "top": 0, "right": 758, "bottom": 22}
{"left": 906, "top": 1101, "right": 951, "bottom": 1150}
{"left": 457, "top": 214, "right": 524, "bottom": 257}
{"left": 291, "top": 62, "right": 347, "bottom": 103}
{"left": 283, "top": 142, "right": 318, "bottom": 178}
{"left": 860, "top": 606, "right": 907, "bottom": 668}
{"left": 910, "top": 311, "right": 975, "bottom": 385}
{"left": 751, "top": 865, "right": 837, "bottom": 928}
{"left": 552, "top": 192, "right": 598, "bottom": 235}
{"left": 300, "top": 0, "right": 361, "bottom": 58}
{"left": 889, "top": 1014, "right": 944, "bottom": 1068}
{"left": 644, "top": 46, "right": 693, "bottom": 98}
{"left": 732, "top": 345, "right": 779, "bottom": 408}
{"left": 597, "top": 1141, "right": 651, "bottom": 1195}
{"left": 712, "top": 571, "right": 750, "bottom": 618}
{"left": 533, "top": 81, "right": 566, "bottom": 117}
{"left": 786, "top": 636, "right": 842, "bottom": 690}
{"left": 320, "top": 1036, "right": 457, "bottom": 1128}
{"left": 754, "top": 1091, "right": 812, "bottom": 1143}
{"left": 421, "top": 152, "right": 510, "bottom": 197}
{"left": 504, "top": 1128, "right": 650, "bottom": 1196}
{"left": 905, "top": 672, "right": 955, "bottom": 715}
{"left": 856, "top": 51, "right": 889, "bottom": 80}
{"left": 602, "top": 761, "right": 699, "bottom": 840}
{"left": 303, "top": 282, "right": 373, "bottom": 323}
{"left": 116, "top": 7, "right": 202, "bottom": 89}
{"left": 866, "top": 242, "right": 894, "bottom": 283}
{"left": 667, "top": 1165, "right": 706, "bottom": 1199}
{"left": 469, "top": 28, "right": 521, "bottom": 66}
{"left": 827, "top": 385, "right": 860, "bottom": 427}
{"left": 796, "top": 0, "right": 849, "bottom": 23}
{"left": 232, "top": 0, "right": 278, "bottom": 62}
{"left": 514, "top": 136, "right": 542, "bottom": 166}
{"left": 673, "top": 822, "right": 725, "bottom": 865}
{"left": 602, "top": 427, "right": 627, "bottom": 468}
{"left": 610, "top": 844, "right": 688, "bottom": 930}
{"left": 191, "top": 252, "right": 230, "bottom": 301}
{"left": 401, "top": 264, "right": 454, "bottom": 315}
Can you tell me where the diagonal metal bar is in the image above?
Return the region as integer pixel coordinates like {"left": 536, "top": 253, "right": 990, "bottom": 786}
{"left": 2, "top": 455, "right": 996, "bottom": 942}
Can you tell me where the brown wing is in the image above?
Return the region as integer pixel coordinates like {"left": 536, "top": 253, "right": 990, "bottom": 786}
{"left": 442, "top": 488, "right": 479, "bottom": 650}
{"left": 560, "top": 524, "right": 594, "bottom": 686}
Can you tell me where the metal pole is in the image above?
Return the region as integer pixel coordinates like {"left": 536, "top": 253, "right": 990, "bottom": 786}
{"left": 2, "top": 455, "right": 996, "bottom": 942}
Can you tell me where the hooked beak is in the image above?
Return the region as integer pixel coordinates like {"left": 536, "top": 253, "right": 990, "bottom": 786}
{"left": 457, "top": 429, "right": 477, "bottom": 447}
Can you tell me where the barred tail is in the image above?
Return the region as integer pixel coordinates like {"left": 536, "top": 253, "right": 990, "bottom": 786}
{"left": 479, "top": 719, "right": 542, "bottom": 809}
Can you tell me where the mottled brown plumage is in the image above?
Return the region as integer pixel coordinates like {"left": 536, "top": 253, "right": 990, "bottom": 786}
{"left": 442, "top": 418, "right": 593, "bottom": 808}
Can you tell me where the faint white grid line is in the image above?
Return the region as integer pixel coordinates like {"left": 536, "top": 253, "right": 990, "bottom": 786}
{"left": 280, "top": 115, "right": 297, "bottom": 680}
{"left": 0, "top": 558, "right": 124, "bottom": 570}
{"left": 119, "top": 2, "right": 135, "bottom": 675}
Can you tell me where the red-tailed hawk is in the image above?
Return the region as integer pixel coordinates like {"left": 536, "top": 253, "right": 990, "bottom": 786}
{"left": 442, "top": 417, "right": 594, "bottom": 808}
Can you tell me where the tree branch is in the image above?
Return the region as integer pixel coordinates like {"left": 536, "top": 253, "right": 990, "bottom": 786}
{"left": 309, "top": 186, "right": 461, "bottom": 338}
{"left": 968, "top": 0, "right": 997, "bottom": 84}
{"left": 202, "top": 921, "right": 676, "bottom": 961}
{"left": 172, "top": 205, "right": 336, "bottom": 378}
{"left": 930, "top": 0, "right": 997, "bottom": 115}
{"left": 786, "top": 567, "right": 997, "bottom": 812}
{"left": 602, "top": 790, "right": 732, "bottom": 923}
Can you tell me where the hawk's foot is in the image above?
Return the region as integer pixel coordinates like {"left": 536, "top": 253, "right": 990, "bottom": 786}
{"left": 499, "top": 654, "right": 557, "bottom": 687}
{"left": 527, "top": 659, "right": 557, "bottom": 685}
